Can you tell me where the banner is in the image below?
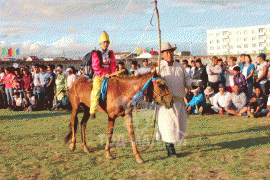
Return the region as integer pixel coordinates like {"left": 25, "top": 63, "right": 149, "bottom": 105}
{"left": 151, "top": 47, "right": 153, "bottom": 55}
{"left": 2, "top": 47, "right": 7, "bottom": 56}
{"left": 16, "top": 48, "right": 20, "bottom": 55}
{"left": 8, "top": 48, "right": 12, "bottom": 57}
{"left": 137, "top": 47, "right": 141, "bottom": 56}
{"left": 12, "top": 49, "right": 17, "bottom": 56}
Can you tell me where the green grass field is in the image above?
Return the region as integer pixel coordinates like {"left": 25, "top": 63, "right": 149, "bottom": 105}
{"left": 0, "top": 109, "right": 270, "bottom": 179}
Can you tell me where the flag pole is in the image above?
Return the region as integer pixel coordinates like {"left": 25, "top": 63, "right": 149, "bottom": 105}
{"left": 154, "top": 0, "right": 162, "bottom": 72}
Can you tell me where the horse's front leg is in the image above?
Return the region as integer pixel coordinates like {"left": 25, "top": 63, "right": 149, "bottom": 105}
{"left": 124, "top": 114, "right": 144, "bottom": 164}
{"left": 105, "top": 118, "right": 115, "bottom": 160}
{"left": 81, "top": 108, "right": 91, "bottom": 153}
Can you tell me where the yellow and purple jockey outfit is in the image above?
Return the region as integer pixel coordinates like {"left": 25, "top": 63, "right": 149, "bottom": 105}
{"left": 90, "top": 48, "right": 117, "bottom": 115}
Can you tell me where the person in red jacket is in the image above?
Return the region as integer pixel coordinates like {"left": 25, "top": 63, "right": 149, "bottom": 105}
{"left": 89, "top": 31, "right": 117, "bottom": 118}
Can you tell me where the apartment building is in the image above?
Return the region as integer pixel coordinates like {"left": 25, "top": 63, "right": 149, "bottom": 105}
{"left": 207, "top": 24, "right": 270, "bottom": 55}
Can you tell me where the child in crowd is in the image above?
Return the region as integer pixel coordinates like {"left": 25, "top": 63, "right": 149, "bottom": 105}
{"left": 233, "top": 66, "right": 247, "bottom": 93}
{"left": 51, "top": 90, "right": 71, "bottom": 111}
{"left": 23, "top": 91, "right": 36, "bottom": 111}
{"left": 12, "top": 92, "right": 23, "bottom": 111}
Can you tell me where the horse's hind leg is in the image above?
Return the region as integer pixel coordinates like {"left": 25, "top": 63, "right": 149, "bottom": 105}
{"left": 124, "top": 114, "right": 144, "bottom": 164}
{"left": 105, "top": 118, "right": 115, "bottom": 160}
{"left": 70, "top": 106, "right": 79, "bottom": 152}
{"left": 81, "top": 104, "right": 91, "bottom": 153}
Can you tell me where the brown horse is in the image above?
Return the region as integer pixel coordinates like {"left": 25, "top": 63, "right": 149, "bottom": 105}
{"left": 64, "top": 71, "right": 173, "bottom": 163}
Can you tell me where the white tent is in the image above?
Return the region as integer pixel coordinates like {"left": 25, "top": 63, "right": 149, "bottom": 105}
{"left": 136, "top": 53, "right": 153, "bottom": 59}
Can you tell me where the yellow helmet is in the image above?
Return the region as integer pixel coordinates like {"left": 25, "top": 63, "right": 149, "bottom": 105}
{"left": 99, "top": 31, "right": 110, "bottom": 44}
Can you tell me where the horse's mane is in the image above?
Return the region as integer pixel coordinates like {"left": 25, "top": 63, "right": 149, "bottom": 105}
{"left": 111, "top": 73, "right": 153, "bottom": 81}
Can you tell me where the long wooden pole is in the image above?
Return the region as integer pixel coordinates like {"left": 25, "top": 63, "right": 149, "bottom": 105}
{"left": 154, "top": 0, "right": 162, "bottom": 72}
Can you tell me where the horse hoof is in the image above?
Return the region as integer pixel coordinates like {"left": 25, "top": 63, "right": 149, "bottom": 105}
{"left": 136, "top": 157, "right": 144, "bottom": 164}
{"left": 106, "top": 153, "right": 114, "bottom": 160}
{"left": 70, "top": 143, "right": 76, "bottom": 152}
{"left": 82, "top": 145, "right": 91, "bottom": 154}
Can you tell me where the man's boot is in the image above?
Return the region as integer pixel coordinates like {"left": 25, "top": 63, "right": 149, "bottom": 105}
{"left": 169, "top": 143, "right": 180, "bottom": 158}
{"left": 165, "top": 143, "right": 172, "bottom": 157}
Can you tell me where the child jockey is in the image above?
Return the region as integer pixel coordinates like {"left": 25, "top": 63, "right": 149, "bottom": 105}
{"left": 90, "top": 31, "right": 117, "bottom": 118}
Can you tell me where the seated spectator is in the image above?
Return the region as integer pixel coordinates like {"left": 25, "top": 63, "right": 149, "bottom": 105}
{"left": 186, "top": 87, "right": 207, "bottom": 115}
{"left": 51, "top": 90, "right": 71, "bottom": 111}
{"left": 213, "top": 84, "right": 230, "bottom": 114}
{"left": 184, "top": 88, "right": 193, "bottom": 105}
{"left": 12, "top": 92, "right": 23, "bottom": 111}
{"left": 117, "top": 61, "right": 129, "bottom": 76}
{"left": 233, "top": 66, "right": 247, "bottom": 93}
{"left": 23, "top": 91, "right": 37, "bottom": 111}
{"left": 266, "top": 96, "right": 270, "bottom": 117}
{"left": 246, "top": 87, "right": 268, "bottom": 118}
{"left": 203, "top": 87, "right": 216, "bottom": 114}
{"left": 225, "top": 84, "right": 247, "bottom": 116}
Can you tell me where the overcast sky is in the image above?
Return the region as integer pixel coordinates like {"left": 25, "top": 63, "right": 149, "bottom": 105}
{"left": 1, "top": 0, "right": 270, "bottom": 58}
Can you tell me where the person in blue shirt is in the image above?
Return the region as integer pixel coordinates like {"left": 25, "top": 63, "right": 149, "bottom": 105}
{"left": 37, "top": 65, "right": 53, "bottom": 110}
{"left": 186, "top": 87, "right": 207, "bottom": 115}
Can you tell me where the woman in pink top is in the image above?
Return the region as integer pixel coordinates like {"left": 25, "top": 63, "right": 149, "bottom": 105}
{"left": 2, "top": 67, "right": 15, "bottom": 107}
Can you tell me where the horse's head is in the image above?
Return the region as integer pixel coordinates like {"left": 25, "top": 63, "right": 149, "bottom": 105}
{"left": 149, "top": 70, "right": 173, "bottom": 109}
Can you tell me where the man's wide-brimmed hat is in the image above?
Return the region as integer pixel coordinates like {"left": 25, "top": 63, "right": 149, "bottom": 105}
{"left": 160, "top": 42, "right": 177, "bottom": 53}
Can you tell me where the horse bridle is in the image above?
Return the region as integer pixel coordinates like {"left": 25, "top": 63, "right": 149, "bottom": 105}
{"left": 151, "top": 81, "right": 171, "bottom": 105}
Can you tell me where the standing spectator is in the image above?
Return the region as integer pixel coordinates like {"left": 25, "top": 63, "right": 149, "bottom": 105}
{"left": 0, "top": 68, "right": 7, "bottom": 109}
{"left": 239, "top": 54, "right": 246, "bottom": 70}
{"left": 12, "top": 68, "right": 22, "bottom": 95}
{"left": 182, "top": 60, "right": 191, "bottom": 77}
{"left": 23, "top": 91, "right": 37, "bottom": 111}
{"left": 129, "top": 60, "right": 138, "bottom": 76}
{"left": 32, "top": 64, "right": 40, "bottom": 109}
{"left": 55, "top": 66, "right": 67, "bottom": 101}
{"left": 217, "top": 59, "right": 226, "bottom": 86}
{"left": 233, "top": 66, "right": 247, "bottom": 93}
{"left": 213, "top": 83, "right": 230, "bottom": 114}
{"left": 193, "top": 59, "right": 208, "bottom": 90}
{"left": 47, "top": 64, "right": 56, "bottom": 109}
{"left": 225, "top": 84, "right": 247, "bottom": 116}
{"left": 21, "top": 68, "right": 33, "bottom": 98}
{"left": 2, "top": 67, "right": 15, "bottom": 108}
{"left": 66, "top": 67, "right": 77, "bottom": 91}
{"left": 12, "top": 92, "right": 23, "bottom": 111}
{"left": 136, "top": 59, "right": 152, "bottom": 76}
{"left": 245, "top": 87, "right": 268, "bottom": 118}
{"left": 37, "top": 65, "right": 53, "bottom": 110}
{"left": 225, "top": 56, "right": 238, "bottom": 92}
{"left": 206, "top": 56, "right": 222, "bottom": 93}
{"left": 242, "top": 55, "right": 255, "bottom": 100}
{"left": 256, "top": 53, "right": 269, "bottom": 95}
{"left": 117, "top": 61, "right": 129, "bottom": 76}
{"left": 190, "top": 60, "right": 197, "bottom": 79}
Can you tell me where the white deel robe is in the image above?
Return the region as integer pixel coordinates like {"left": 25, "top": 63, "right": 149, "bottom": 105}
{"left": 156, "top": 60, "right": 192, "bottom": 143}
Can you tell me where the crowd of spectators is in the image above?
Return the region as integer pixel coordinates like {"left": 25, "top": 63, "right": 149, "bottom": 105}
{"left": 0, "top": 54, "right": 269, "bottom": 118}
{"left": 183, "top": 53, "right": 270, "bottom": 118}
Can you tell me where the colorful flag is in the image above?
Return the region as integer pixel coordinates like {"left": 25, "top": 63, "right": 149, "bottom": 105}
{"left": 16, "top": 48, "right": 20, "bottom": 55}
{"left": 151, "top": 48, "right": 153, "bottom": 55}
{"left": 8, "top": 48, "right": 12, "bottom": 57}
{"left": 2, "top": 47, "right": 7, "bottom": 56}
{"left": 140, "top": 47, "right": 143, "bottom": 54}
{"left": 0, "top": 47, "right": 1, "bottom": 57}
{"left": 12, "top": 49, "right": 17, "bottom": 56}
{"left": 137, "top": 47, "right": 141, "bottom": 56}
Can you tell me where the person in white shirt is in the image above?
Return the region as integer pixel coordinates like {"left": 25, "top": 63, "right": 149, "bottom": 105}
{"left": 213, "top": 83, "right": 230, "bottom": 114}
{"left": 12, "top": 92, "right": 23, "bottom": 111}
{"left": 66, "top": 67, "right": 77, "bottom": 90}
{"left": 266, "top": 96, "right": 270, "bottom": 117}
{"left": 206, "top": 56, "right": 222, "bottom": 93}
{"left": 225, "top": 84, "right": 247, "bottom": 116}
{"left": 256, "top": 53, "right": 269, "bottom": 95}
{"left": 136, "top": 59, "right": 153, "bottom": 76}
{"left": 190, "top": 60, "right": 197, "bottom": 79}
{"left": 182, "top": 60, "right": 191, "bottom": 77}
{"left": 224, "top": 56, "right": 238, "bottom": 93}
